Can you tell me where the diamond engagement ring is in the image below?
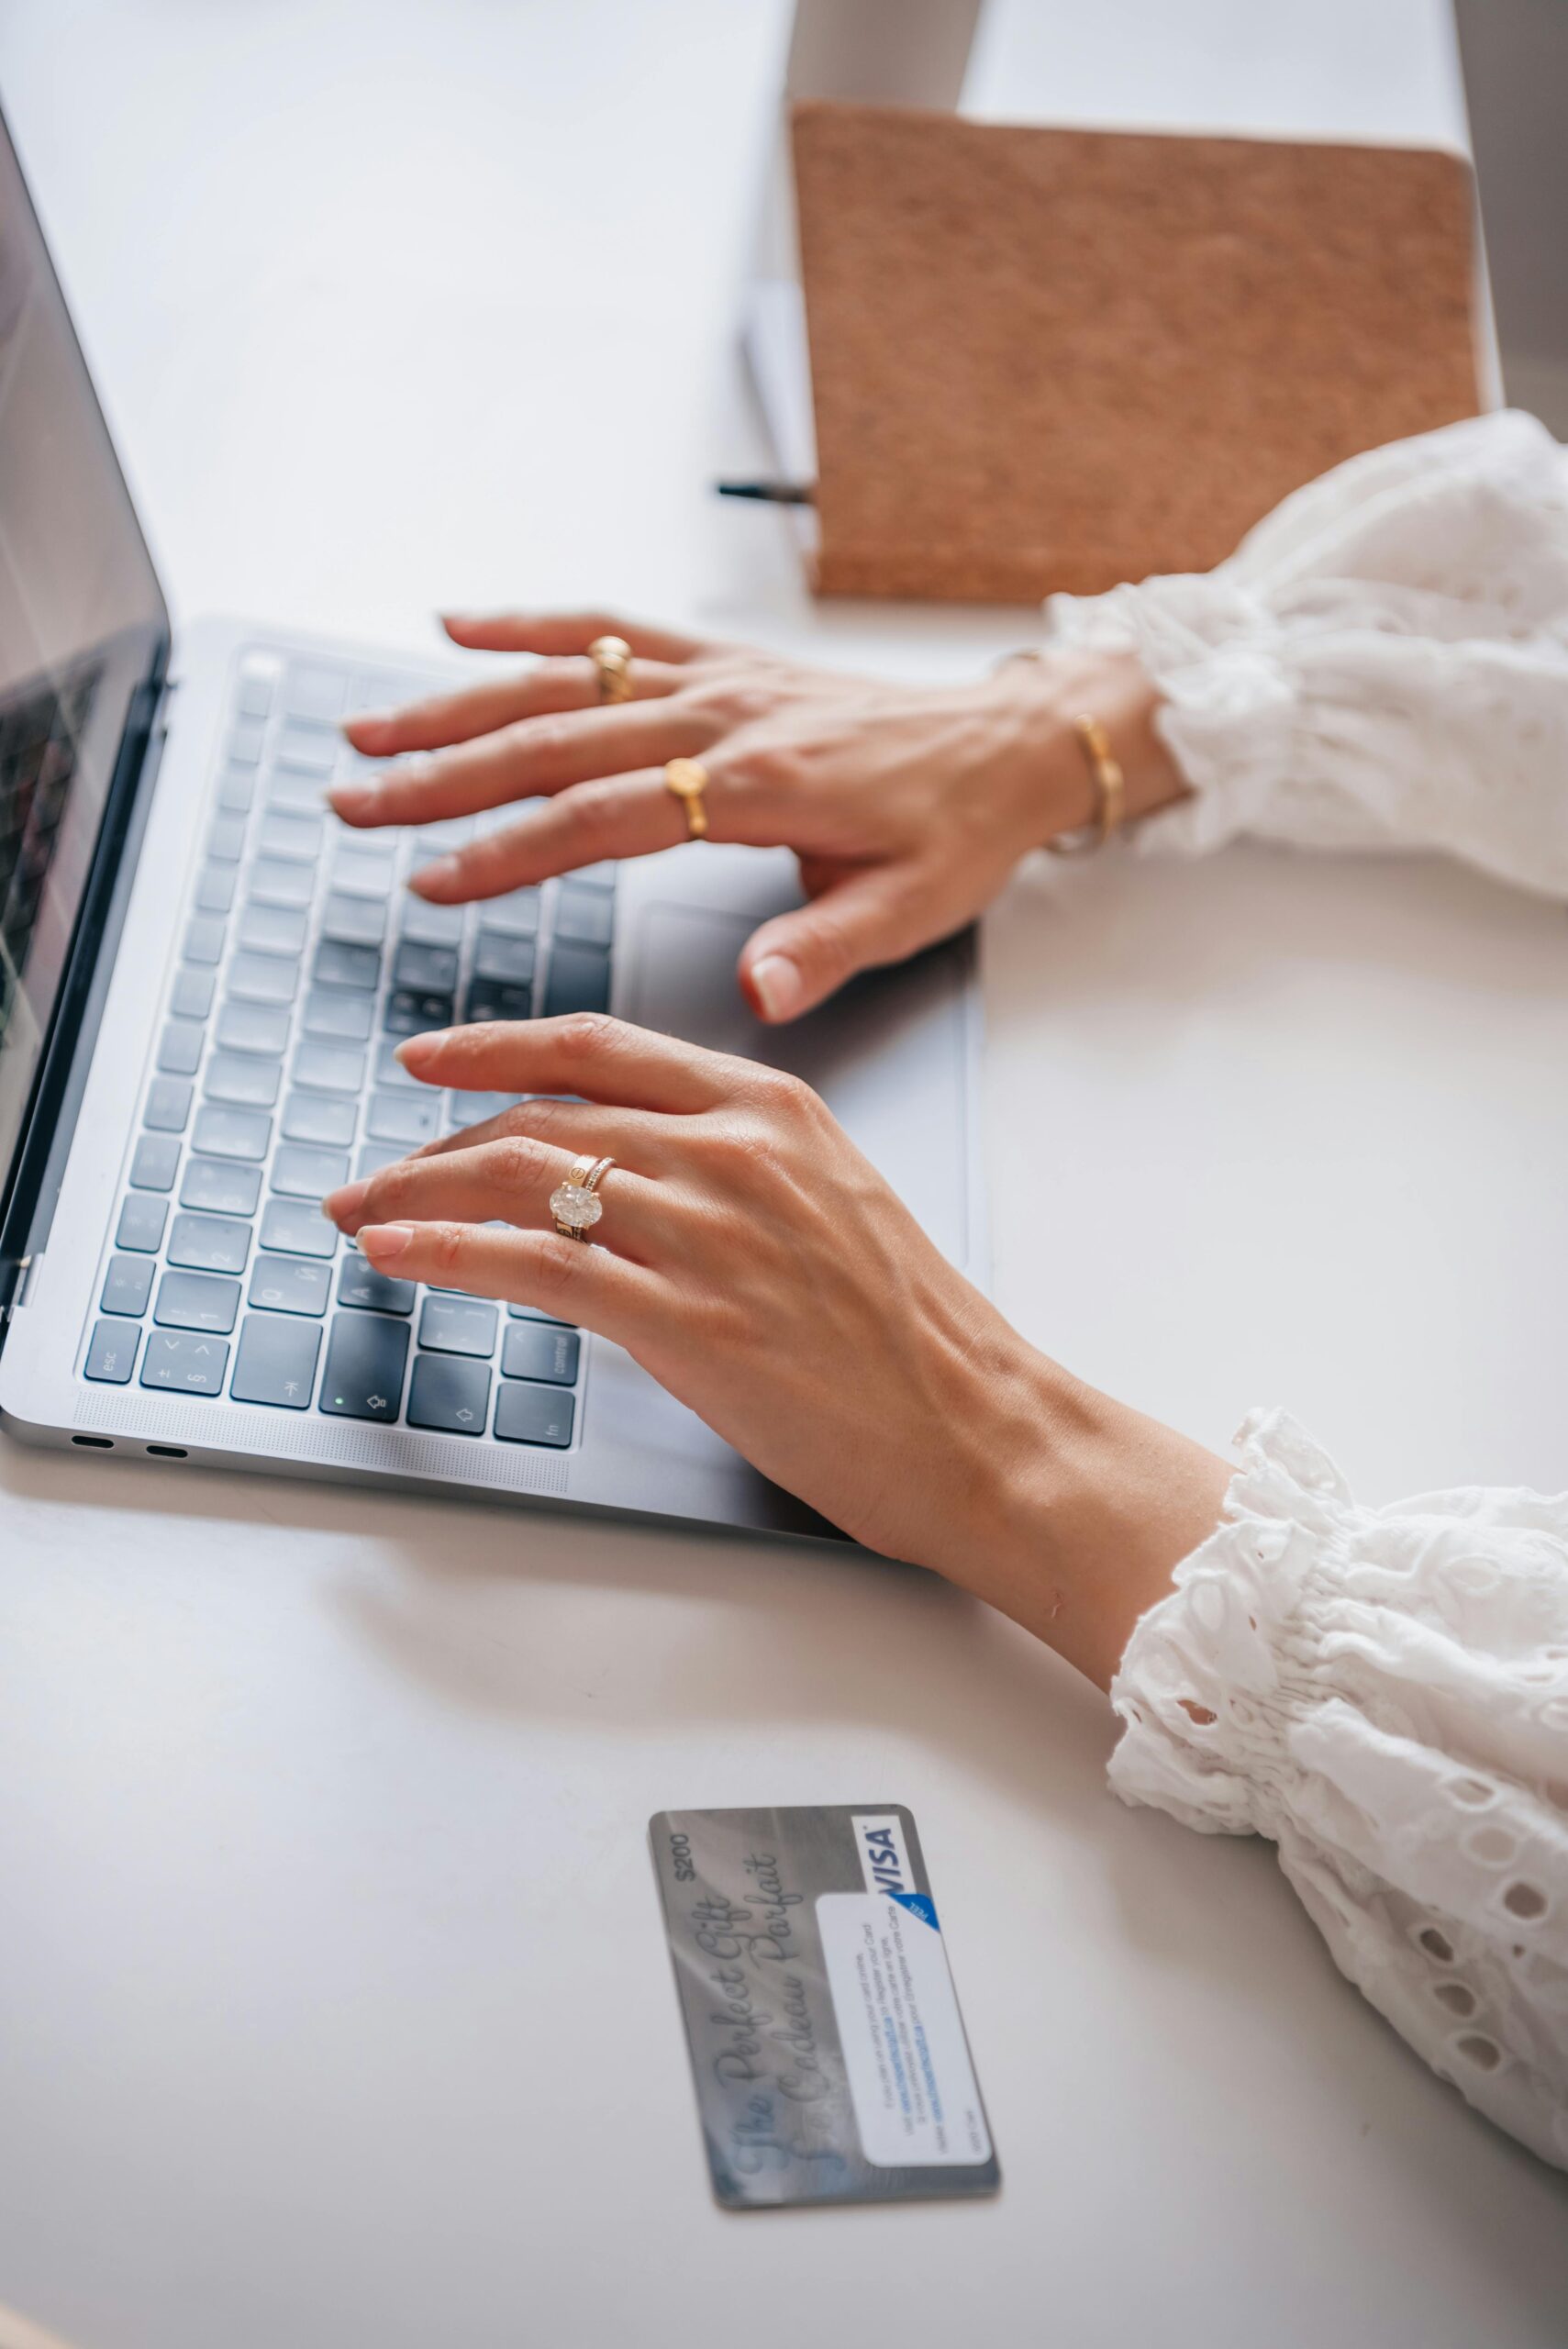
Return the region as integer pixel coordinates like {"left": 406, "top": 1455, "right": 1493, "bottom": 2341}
{"left": 550, "top": 1155, "right": 615, "bottom": 1241}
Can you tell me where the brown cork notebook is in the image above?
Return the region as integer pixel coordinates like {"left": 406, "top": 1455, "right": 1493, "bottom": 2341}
{"left": 792, "top": 104, "right": 1481, "bottom": 603}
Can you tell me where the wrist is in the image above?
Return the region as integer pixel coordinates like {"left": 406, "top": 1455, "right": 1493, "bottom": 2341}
{"left": 930, "top": 1336, "right": 1231, "bottom": 1690}
{"left": 984, "top": 645, "right": 1186, "bottom": 851}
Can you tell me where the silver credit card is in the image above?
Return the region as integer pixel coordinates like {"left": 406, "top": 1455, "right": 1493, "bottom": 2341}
{"left": 649, "top": 1804, "right": 1000, "bottom": 2209}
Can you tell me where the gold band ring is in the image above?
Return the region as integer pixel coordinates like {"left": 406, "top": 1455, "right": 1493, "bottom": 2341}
{"left": 550, "top": 1154, "right": 615, "bottom": 1241}
{"left": 663, "top": 757, "right": 710, "bottom": 841}
{"left": 587, "top": 635, "right": 633, "bottom": 705}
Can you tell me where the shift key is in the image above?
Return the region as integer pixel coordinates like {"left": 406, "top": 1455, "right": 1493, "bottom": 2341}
{"left": 317, "top": 1312, "right": 408, "bottom": 1421}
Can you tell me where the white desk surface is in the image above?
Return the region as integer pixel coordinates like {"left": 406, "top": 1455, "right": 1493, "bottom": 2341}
{"left": 3, "top": 6, "right": 1567, "bottom": 2344}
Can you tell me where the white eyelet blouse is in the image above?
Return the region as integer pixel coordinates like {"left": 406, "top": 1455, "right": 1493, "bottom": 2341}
{"left": 1047, "top": 408, "right": 1568, "bottom": 2174}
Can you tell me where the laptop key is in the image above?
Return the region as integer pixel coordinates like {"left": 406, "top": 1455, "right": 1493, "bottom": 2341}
{"left": 356, "top": 1141, "right": 406, "bottom": 1181}
{"left": 293, "top": 1039, "right": 365, "bottom": 1094}
{"left": 277, "top": 720, "right": 338, "bottom": 774}
{"left": 494, "top": 1379, "right": 574, "bottom": 1448}
{"left": 84, "top": 1319, "right": 138, "bottom": 1384}
{"left": 542, "top": 943, "right": 611, "bottom": 1018}
{"left": 215, "top": 764, "right": 255, "bottom": 814}
{"left": 157, "top": 1020, "right": 204, "bottom": 1077}
{"left": 418, "top": 1294, "right": 497, "bottom": 1357}
{"left": 228, "top": 718, "right": 265, "bottom": 765}
{"left": 247, "top": 1252, "right": 330, "bottom": 1316}
{"left": 399, "top": 898, "right": 464, "bottom": 947}
{"left": 102, "top": 1254, "right": 154, "bottom": 1317}
{"left": 303, "top": 985, "right": 375, "bottom": 1043}
{"left": 338, "top": 1255, "right": 415, "bottom": 1315}
{"left": 204, "top": 1052, "right": 281, "bottom": 1109}
{"left": 445, "top": 1091, "right": 520, "bottom": 1131}
{"left": 406, "top": 1353, "right": 490, "bottom": 1435}
{"left": 167, "top": 1210, "right": 251, "bottom": 1275}
{"left": 473, "top": 932, "right": 535, "bottom": 986}
{"left": 570, "top": 863, "right": 617, "bottom": 892}
{"left": 265, "top": 765, "right": 329, "bottom": 815}
{"left": 140, "top": 1330, "right": 229, "bottom": 1396}
{"left": 318, "top": 1312, "right": 409, "bottom": 1421}
{"left": 261, "top": 1197, "right": 337, "bottom": 1258}
{"left": 462, "top": 981, "right": 533, "bottom": 1025}
{"left": 282, "top": 1088, "right": 356, "bottom": 1147}
{"left": 181, "top": 1156, "right": 262, "bottom": 1217}
{"left": 249, "top": 855, "right": 315, "bottom": 909}
{"left": 502, "top": 1320, "right": 580, "bottom": 1385}
{"left": 332, "top": 848, "right": 395, "bottom": 899}
{"left": 229, "top": 950, "right": 300, "bottom": 1006}
{"left": 155, "top": 1269, "right": 240, "bottom": 1334}
{"left": 144, "top": 1076, "right": 193, "bottom": 1133}
{"left": 116, "top": 1193, "right": 168, "bottom": 1252}
{"left": 230, "top": 1310, "right": 322, "bottom": 1408}
{"left": 206, "top": 812, "right": 248, "bottom": 863}
{"left": 508, "top": 1302, "right": 576, "bottom": 1328}
{"left": 384, "top": 987, "right": 453, "bottom": 1037}
{"left": 193, "top": 1103, "right": 272, "bottom": 1161}
{"left": 257, "top": 810, "right": 322, "bottom": 863}
{"left": 216, "top": 997, "right": 290, "bottom": 1055}
{"left": 554, "top": 884, "right": 615, "bottom": 949}
{"left": 183, "top": 916, "right": 226, "bottom": 966}
{"left": 236, "top": 672, "right": 273, "bottom": 721}
{"left": 373, "top": 1037, "right": 423, "bottom": 1090}
{"left": 475, "top": 887, "right": 540, "bottom": 939}
{"left": 322, "top": 891, "right": 385, "bottom": 948}
{"left": 314, "top": 939, "right": 380, "bottom": 992}
{"left": 366, "top": 1088, "right": 439, "bottom": 1146}
{"left": 130, "top": 1134, "right": 180, "bottom": 1191}
{"left": 171, "top": 966, "right": 216, "bottom": 1020}
{"left": 195, "top": 863, "right": 236, "bottom": 916}
{"left": 393, "top": 941, "right": 459, "bottom": 995}
{"left": 272, "top": 1143, "right": 350, "bottom": 1199}
{"left": 238, "top": 901, "right": 308, "bottom": 958}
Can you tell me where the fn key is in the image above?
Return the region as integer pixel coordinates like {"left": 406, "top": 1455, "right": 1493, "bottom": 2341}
{"left": 317, "top": 1312, "right": 409, "bottom": 1421}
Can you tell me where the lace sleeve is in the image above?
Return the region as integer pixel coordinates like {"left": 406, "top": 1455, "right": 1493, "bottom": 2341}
{"left": 1046, "top": 409, "right": 1568, "bottom": 898}
{"left": 1108, "top": 1408, "right": 1568, "bottom": 2171}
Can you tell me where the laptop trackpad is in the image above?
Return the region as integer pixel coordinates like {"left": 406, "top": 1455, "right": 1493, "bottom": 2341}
{"left": 623, "top": 900, "right": 974, "bottom": 1268}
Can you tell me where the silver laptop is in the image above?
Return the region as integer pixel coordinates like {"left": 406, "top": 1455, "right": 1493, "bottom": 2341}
{"left": 0, "top": 107, "right": 983, "bottom": 1542}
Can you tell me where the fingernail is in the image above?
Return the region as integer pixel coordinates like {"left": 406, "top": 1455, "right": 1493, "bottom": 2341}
{"left": 395, "top": 1030, "right": 451, "bottom": 1069}
{"left": 328, "top": 781, "right": 380, "bottom": 819}
{"left": 750, "top": 953, "right": 802, "bottom": 1021}
{"left": 359, "top": 1222, "right": 415, "bottom": 1261}
{"left": 324, "top": 1177, "right": 370, "bottom": 1225}
{"left": 410, "top": 855, "right": 462, "bottom": 896}
{"left": 346, "top": 712, "right": 393, "bottom": 740}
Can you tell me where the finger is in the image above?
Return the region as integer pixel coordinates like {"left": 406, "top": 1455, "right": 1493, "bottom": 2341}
{"left": 395, "top": 1015, "right": 747, "bottom": 1113}
{"left": 332, "top": 704, "right": 706, "bottom": 832}
{"left": 322, "top": 1134, "right": 669, "bottom": 1263}
{"left": 417, "top": 1095, "right": 679, "bottom": 1173}
{"left": 740, "top": 865, "right": 939, "bottom": 1023}
{"left": 439, "top": 609, "right": 708, "bottom": 663}
{"left": 407, "top": 769, "right": 687, "bottom": 898}
{"left": 344, "top": 656, "right": 682, "bottom": 757}
{"left": 355, "top": 1218, "right": 663, "bottom": 1344}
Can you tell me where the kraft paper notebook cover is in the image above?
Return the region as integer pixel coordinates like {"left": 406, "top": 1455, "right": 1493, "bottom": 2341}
{"left": 792, "top": 104, "right": 1481, "bottom": 604}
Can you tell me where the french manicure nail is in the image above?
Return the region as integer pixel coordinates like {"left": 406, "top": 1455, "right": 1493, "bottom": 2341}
{"left": 326, "top": 1177, "right": 370, "bottom": 1224}
{"left": 750, "top": 953, "right": 802, "bottom": 1021}
{"left": 360, "top": 1222, "right": 415, "bottom": 1261}
{"left": 410, "top": 854, "right": 461, "bottom": 895}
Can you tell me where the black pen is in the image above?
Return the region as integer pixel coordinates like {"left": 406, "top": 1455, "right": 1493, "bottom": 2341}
{"left": 714, "top": 478, "right": 816, "bottom": 505}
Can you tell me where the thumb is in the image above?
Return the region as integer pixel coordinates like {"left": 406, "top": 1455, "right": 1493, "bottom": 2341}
{"left": 740, "top": 867, "right": 928, "bottom": 1023}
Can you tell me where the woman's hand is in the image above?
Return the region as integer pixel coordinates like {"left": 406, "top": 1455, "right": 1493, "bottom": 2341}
{"left": 321, "top": 1015, "right": 1226, "bottom": 1687}
{"left": 331, "top": 611, "right": 1182, "bottom": 1025}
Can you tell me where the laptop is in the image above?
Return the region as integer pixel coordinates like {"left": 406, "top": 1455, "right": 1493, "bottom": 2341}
{"left": 0, "top": 107, "right": 983, "bottom": 1542}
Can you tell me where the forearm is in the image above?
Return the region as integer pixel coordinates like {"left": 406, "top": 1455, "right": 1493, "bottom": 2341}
{"left": 923, "top": 1341, "right": 1231, "bottom": 1690}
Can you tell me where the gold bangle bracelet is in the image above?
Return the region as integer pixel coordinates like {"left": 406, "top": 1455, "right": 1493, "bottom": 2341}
{"left": 1047, "top": 712, "right": 1126, "bottom": 856}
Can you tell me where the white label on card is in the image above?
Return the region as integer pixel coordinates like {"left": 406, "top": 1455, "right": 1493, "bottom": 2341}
{"left": 817, "top": 1890, "right": 992, "bottom": 2167}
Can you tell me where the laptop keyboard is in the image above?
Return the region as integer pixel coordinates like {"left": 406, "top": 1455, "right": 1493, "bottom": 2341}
{"left": 80, "top": 646, "right": 611, "bottom": 1452}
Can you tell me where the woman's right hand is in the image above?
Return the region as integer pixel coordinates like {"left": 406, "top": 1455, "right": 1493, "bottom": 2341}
{"left": 322, "top": 1013, "right": 1228, "bottom": 1688}
{"left": 331, "top": 610, "right": 1182, "bottom": 1026}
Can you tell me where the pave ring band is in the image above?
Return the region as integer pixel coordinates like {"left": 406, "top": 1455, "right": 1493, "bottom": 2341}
{"left": 550, "top": 1155, "right": 615, "bottom": 1240}
{"left": 663, "top": 757, "right": 710, "bottom": 840}
{"left": 587, "top": 634, "right": 633, "bottom": 705}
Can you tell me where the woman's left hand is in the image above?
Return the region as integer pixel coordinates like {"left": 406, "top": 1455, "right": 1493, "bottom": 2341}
{"left": 321, "top": 1014, "right": 1227, "bottom": 1687}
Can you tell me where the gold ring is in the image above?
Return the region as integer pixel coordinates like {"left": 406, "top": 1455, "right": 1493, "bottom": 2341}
{"left": 550, "top": 1154, "right": 615, "bottom": 1241}
{"left": 663, "top": 757, "right": 709, "bottom": 841}
{"left": 587, "top": 635, "right": 633, "bottom": 705}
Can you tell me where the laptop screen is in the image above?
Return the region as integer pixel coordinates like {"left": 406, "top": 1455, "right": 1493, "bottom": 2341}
{"left": 0, "top": 111, "right": 167, "bottom": 1207}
